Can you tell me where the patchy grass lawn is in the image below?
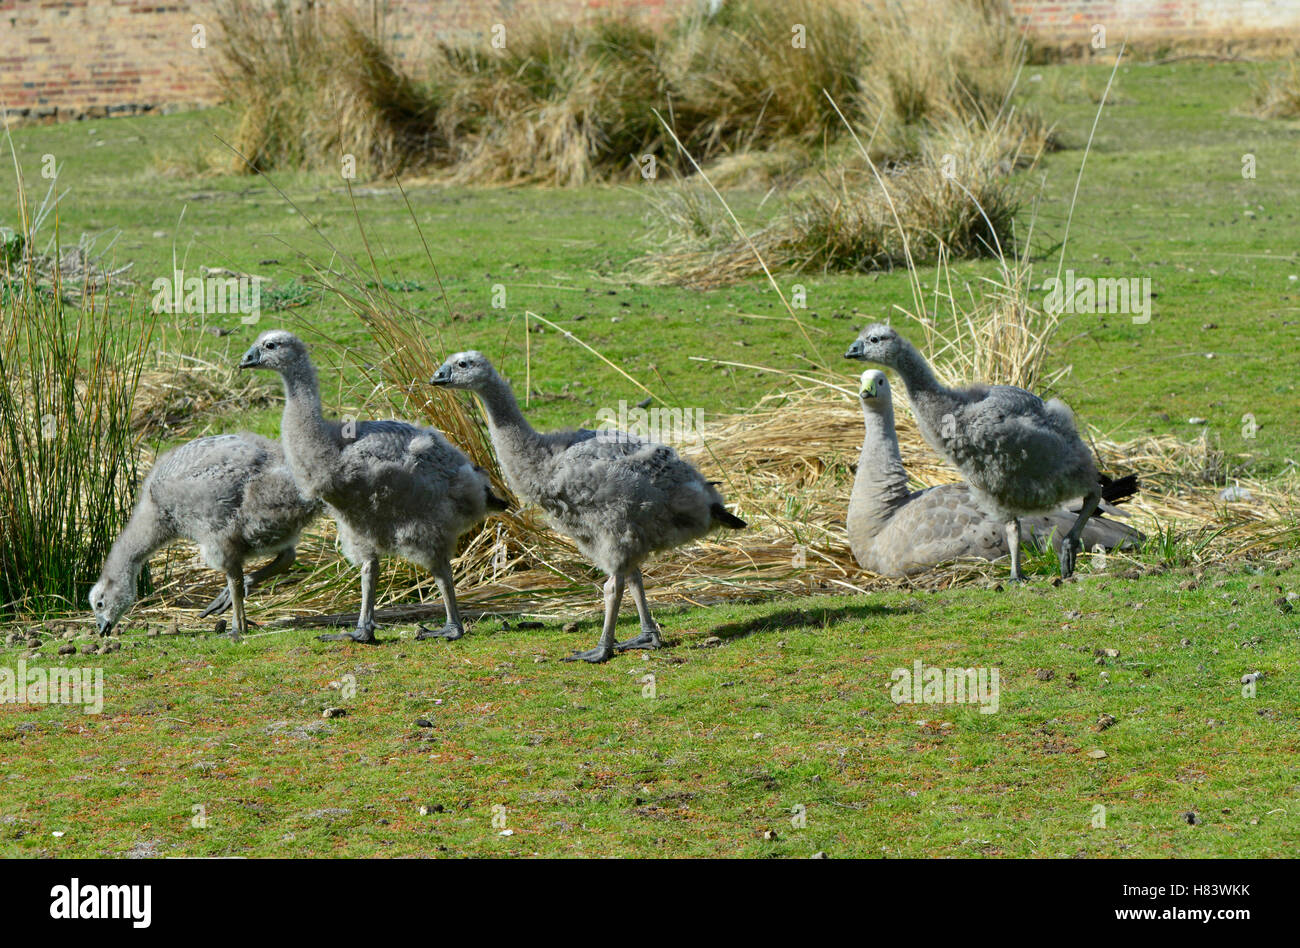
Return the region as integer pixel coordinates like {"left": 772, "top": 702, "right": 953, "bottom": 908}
{"left": 2, "top": 559, "right": 1297, "bottom": 857}
{"left": 1, "top": 59, "right": 1298, "bottom": 857}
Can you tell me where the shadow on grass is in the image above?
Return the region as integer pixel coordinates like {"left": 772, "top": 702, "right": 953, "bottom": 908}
{"left": 709, "top": 601, "right": 910, "bottom": 643}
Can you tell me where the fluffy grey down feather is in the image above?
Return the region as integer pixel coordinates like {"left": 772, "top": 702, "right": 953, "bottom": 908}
{"left": 89, "top": 433, "right": 320, "bottom": 635}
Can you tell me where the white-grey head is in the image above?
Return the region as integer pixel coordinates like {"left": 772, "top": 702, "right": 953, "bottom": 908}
{"left": 238, "top": 329, "right": 310, "bottom": 374}
{"left": 845, "top": 323, "right": 907, "bottom": 368}
{"left": 88, "top": 574, "right": 134, "bottom": 635}
{"left": 857, "top": 369, "right": 892, "bottom": 415}
{"left": 429, "top": 351, "right": 496, "bottom": 392}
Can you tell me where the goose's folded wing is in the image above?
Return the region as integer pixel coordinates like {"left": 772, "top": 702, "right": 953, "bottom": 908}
{"left": 878, "top": 486, "right": 1008, "bottom": 570}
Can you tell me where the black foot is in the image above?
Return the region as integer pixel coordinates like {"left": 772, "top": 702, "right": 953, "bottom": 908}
{"left": 1059, "top": 544, "right": 1079, "bottom": 579}
{"left": 416, "top": 623, "right": 464, "bottom": 641}
{"left": 318, "top": 624, "right": 377, "bottom": 644}
{"left": 561, "top": 645, "right": 614, "bottom": 664}
{"left": 614, "top": 629, "right": 663, "bottom": 651}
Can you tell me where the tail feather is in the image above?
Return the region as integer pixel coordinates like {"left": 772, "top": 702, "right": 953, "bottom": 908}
{"left": 710, "top": 503, "right": 747, "bottom": 529}
{"left": 1099, "top": 473, "right": 1139, "bottom": 506}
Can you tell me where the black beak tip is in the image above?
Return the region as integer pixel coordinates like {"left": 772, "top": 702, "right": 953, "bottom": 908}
{"left": 429, "top": 372, "right": 449, "bottom": 386}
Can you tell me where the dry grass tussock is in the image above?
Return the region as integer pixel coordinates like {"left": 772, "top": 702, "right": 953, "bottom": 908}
{"left": 212, "top": 0, "right": 1054, "bottom": 184}
{"left": 1251, "top": 62, "right": 1300, "bottom": 119}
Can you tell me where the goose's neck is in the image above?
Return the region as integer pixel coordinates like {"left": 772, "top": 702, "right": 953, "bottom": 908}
{"left": 893, "top": 340, "right": 942, "bottom": 394}
{"left": 892, "top": 340, "right": 957, "bottom": 433}
{"left": 279, "top": 360, "right": 341, "bottom": 484}
{"left": 102, "top": 499, "right": 174, "bottom": 591}
{"left": 476, "top": 373, "right": 546, "bottom": 479}
{"left": 848, "top": 402, "right": 911, "bottom": 548}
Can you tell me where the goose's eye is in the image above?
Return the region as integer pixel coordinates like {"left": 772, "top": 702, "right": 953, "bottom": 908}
{"left": 869, "top": 336, "right": 879, "bottom": 344}
{"left": 95, "top": 600, "right": 104, "bottom": 609}
{"left": 265, "top": 341, "right": 277, "bottom": 350}
{"left": 457, "top": 360, "right": 468, "bottom": 368}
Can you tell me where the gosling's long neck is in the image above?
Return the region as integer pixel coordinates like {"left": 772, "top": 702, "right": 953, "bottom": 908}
{"left": 278, "top": 359, "right": 341, "bottom": 495}
{"left": 475, "top": 372, "right": 549, "bottom": 490}
{"left": 101, "top": 496, "right": 176, "bottom": 596}
{"left": 891, "top": 339, "right": 959, "bottom": 443}
{"left": 847, "top": 398, "right": 911, "bottom": 557}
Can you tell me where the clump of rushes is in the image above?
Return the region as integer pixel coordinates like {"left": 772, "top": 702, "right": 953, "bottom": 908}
{"left": 1251, "top": 62, "right": 1300, "bottom": 118}
{"left": 0, "top": 159, "right": 154, "bottom": 619}
{"left": 212, "top": 0, "right": 1053, "bottom": 183}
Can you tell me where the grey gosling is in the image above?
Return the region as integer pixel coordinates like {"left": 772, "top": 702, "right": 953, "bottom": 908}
{"left": 240, "top": 331, "right": 506, "bottom": 644}
{"left": 848, "top": 370, "right": 1142, "bottom": 577}
{"left": 89, "top": 433, "right": 320, "bottom": 640}
{"left": 430, "top": 351, "right": 747, "bottom": 664}
{"left": 846, "top": 324, "right": 1134, "bottom": 580}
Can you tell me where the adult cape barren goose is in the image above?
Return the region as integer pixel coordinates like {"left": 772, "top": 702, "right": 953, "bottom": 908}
{"left": 846, "top": 323, "right": 1133, "bottom": 580}
{"left": 848, "top": 370, "right": 1142, "bottom": 577}
{"left": 429, "top": 351, "right": 747, "bottom": 664}
{"left": 89, "top": 434, "right": 320, "bottom": 640}
{"left": 239, "top": 331, "right": 506, "bottom": 644}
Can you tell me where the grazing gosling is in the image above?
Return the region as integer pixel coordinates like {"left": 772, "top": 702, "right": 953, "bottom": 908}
{"left": 89, "top": 434, "right": 320, "bottom": 640}
{"left": 430, "top": 351, "right": 746, "bottom": 664}
{"left": 846, "top": 324, "right": 1125, "bottom": 580}
{"left": 240, "top": 331, "right": 505, "bottom": 644}
{"left": 848, "top": 370, "right": 1142, "bottom": 576}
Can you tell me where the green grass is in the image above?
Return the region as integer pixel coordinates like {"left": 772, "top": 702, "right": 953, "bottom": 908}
{"left": 1, "top": 59, "right": 1298, "bottom": 857}
{"left": 3, "top": 561, "right": 1296, "bottom": 857}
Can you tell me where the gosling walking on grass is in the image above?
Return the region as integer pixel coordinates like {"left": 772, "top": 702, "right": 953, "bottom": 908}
{"left": 89, "top": 434, "right": 320, "bottom": 640}
{"left": 240, "top": 331, "right": 506, "bottom": 644}
{"left": 846, "top": 324, "right": 1134, "bottom": 580}
{"left": 430, "top": 351, "right": 746, "bottom": 663}
{"left": 848, "top": 370, "right": 1142, "bottom": 577}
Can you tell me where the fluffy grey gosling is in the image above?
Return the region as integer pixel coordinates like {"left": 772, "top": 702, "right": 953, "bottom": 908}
{"left": 89, "top": 433, "right": 320, "bottom": 640}
{"left": 430, "top": 351, "right": 747, "bottom": 664}
{"left": 848, "top": 370, "right": 1142, "bottom": 576}
{"left": 846, "top": 323, "right": 1130, "bottom": 581}
{"left": 240, "top": 331, "right": 506, "bottom": 644}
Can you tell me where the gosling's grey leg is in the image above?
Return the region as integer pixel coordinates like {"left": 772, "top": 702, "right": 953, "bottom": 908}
{"left": 1006, "top": 519, "right": 1026, "bottom": 582}
{"left": 320, "top": 555, "right": 379, "bottom": 644}
{"left": 226, "top": 568, "right": 246, "bottom": 643}
{"left": 416, "top": 558, "right": 465, "bottom": 641}
{"left": 563, "top": 574, "right": 624, "bottom": 664}
{"left": 615, "top": 568, "right": 663, "bottom": 651}
{"left": 1060, "top": 489, "right": 1101, "bottom": 579}
{"left": 200, "top": 547, "right": 297, "bottom": 618}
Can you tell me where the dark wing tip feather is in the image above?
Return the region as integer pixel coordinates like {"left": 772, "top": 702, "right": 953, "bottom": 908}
{"left": 711, "top": 503, "right": 747, "bottom": 529}
{"left": 1099, "top": 473, "right": 1140, "bottom": 505}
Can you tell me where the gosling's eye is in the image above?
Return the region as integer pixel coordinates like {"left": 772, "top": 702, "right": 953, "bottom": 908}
{"left": 265, "top": 341, "right": 277, "bottom": 350}
{"left": 95, "top": 600, "right": 104, "bottom": 609}
{"left": 869, "top": 336, "right": 879, "bottom": 344}
{"left": 457, "top": 360, "right": 468, "bottom": 368}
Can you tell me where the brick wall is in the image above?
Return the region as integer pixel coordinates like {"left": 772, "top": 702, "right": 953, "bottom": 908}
{"left": 4, "top": 1, "right": 1299, "bottom": 121}
{"left": 1009, "top": 0, "right": 1300, "bottom": 42}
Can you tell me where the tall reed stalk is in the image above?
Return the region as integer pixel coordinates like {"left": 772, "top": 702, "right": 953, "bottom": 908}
{"left": 0, "top": 158, "right": 153, "bottom": 618}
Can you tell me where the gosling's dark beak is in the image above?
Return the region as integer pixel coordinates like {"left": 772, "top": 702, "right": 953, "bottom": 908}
{"left": 845, "top": 340, "right": 865, "bottom": 360}
{"left": 238, "top": 345, "right": 261, "bottom": 369}
{"left": 96, "top": 617, "right": 113, "bottom": 636}
{"left": 429, "top": 367, "right": 451, "bottom": 386}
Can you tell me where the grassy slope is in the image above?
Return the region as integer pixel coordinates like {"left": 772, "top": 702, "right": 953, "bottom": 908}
{"left": 2, "top": 60, "right": 1298, "bottom": 857}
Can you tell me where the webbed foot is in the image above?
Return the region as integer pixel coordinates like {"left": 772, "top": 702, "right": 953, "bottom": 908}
{"left": 416, "top": 623, "right": 464, "bottom": 641}
{"left": 614, "top": 629, "right": 663, "bottom": 651}
{"left": 561, "top": 646, "right": 614, "bottom": 664}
